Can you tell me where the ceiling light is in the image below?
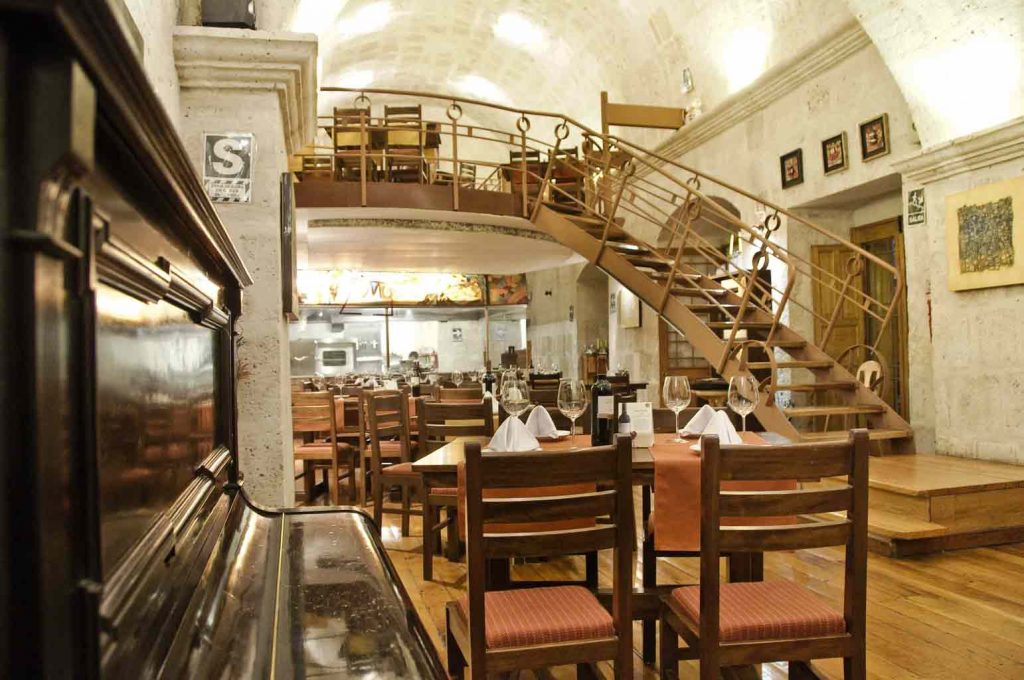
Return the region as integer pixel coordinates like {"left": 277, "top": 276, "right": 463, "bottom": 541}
{"left": 291, "top": 0, "right": 346, "bottom": 33}
{"left": 337, "top": 68, "right": 374, "bottom": 89}
{"left": 337, "top": 1, "right": 392, "bottom": 40}
{"left": 680, "top": 67, "right": 694, "bottom": 94}
{"left": 450, "top": 75, "right": 511, "bottom": 105}
{"left": 493, "top": 12, "right": 546, "bottom": 50}
{"left": 722, "top": 26, "right": 770, "bottom": 92}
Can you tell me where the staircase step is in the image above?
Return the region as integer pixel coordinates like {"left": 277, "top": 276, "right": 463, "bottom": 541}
{"left": 821, "top": 510, "right": 948, "bottom": 540}
{"left": 671, "top": 288, "right": 728, "bottom": 298}
{"left": 801, "top": 429, "right": 913, "bottom": 442}
{"left": 783, "top": 404, "right": 886, "bottom": 418}
{"left": 625, "top": 255, "right": 672, "bottom": 270}
{"left": 779, "top": 380, "right": 859, "bottom": 392}
{"left": 747, "top": 360, "right": 834, "bottom": 370}
{"left": 685, "top": 303, "right": 741, "bottom": 314}
{"left": 708, "top": 321, "right": 774, "bottom": 329}
{"left": 765, "top": 339, "right": 807, "bottom": 350}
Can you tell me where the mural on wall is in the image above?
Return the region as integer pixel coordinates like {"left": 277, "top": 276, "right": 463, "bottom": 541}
{"left": 946, "top": 176, "right": 1024, "bottom": 291}
{"left": 486, "top": 274, "right": 529, "bottom": 305}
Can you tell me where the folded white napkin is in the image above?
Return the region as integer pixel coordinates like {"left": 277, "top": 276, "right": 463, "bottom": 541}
{"left": 524, "top": 405, "right": 559, "bottom": 438}
{"left": 680, "top": 404, "right": 717, "bottom": 436}
{"left": 486, "top": 416, "right": 540, "bottom": 452}
{"left": 702, "top": 410, "right": 743, "bottom": 445}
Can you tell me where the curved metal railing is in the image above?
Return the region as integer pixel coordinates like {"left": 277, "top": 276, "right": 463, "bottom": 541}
{"left": 299, "top": 87, "right": 903, "bottom": 376}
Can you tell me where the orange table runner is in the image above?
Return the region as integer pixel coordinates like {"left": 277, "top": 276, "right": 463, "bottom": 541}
{"left": 652, "top": 431, "right": 796, "bottom": 551}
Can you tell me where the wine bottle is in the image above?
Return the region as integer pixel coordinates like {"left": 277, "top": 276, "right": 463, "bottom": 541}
{"left": 482, "top": 361, "right": 496, "bottom": 396}
{"left": 593, "top": 415, "right": 614, "bottom": 447}
{"left": 590, "top": 374, "right": 614, "bottom": 442}
{"left": 617, "top": 401, "right": 632, "bottom": 436}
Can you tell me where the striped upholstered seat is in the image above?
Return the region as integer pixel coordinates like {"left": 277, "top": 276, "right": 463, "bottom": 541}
{"left": 671, "top": 580, "right": 845, "bottom": 642}
{"left": 456, "top": 586, "right": 614, "bottom": 649}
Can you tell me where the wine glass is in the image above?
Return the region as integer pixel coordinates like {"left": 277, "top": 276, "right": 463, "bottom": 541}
{"left": 466, "top": 369, "right": 479, "bottom": 385}
{"left": 662, "top": 376, "right": 692, "bottom": 443}
{"left": 728, "top": 375, "right": 759, "bottom": 432}
{"left": 452, "top": 370, "right": 464, "bottom": 388}
{"left": 557, "top": 379, "right": 589, "bottom": 450}
{"left": 500, "top": 378, "right": 531, "bottom": 421}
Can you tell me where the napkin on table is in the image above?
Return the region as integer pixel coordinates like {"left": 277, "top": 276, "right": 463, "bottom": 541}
{"left": 680, "top": 404, "right": 717, "bottom": 436}
{"left": 487, "top": 416, "right": 541, "bottom": 452}
{"left": 701, "top": 410, "right": 743, "bottom": 445}
{"left": 524, "top": 405, "right": 559, "bottom": 438}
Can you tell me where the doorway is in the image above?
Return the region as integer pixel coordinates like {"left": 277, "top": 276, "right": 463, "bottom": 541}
{"left": 810, "top": 217, "right": 909, "bottom": 417}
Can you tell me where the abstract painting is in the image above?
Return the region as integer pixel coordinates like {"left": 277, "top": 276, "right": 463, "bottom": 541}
{"left": 946, "top": 176, "right": 1024, "bottom": 291}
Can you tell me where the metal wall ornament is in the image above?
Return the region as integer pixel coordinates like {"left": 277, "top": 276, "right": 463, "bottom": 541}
{"left": 821, "top": 132, "right": 848, "bottom": 175}
{"left": 779, "top": 148, "right": 804, "bottom": 189}
{"left": 859, "top": 113, "right": 890, "bottom": 161}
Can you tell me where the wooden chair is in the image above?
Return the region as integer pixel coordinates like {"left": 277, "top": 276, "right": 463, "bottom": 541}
{"left": 437, "top": 385, "right": 483, "bottom": 401}
{"left": 365, "top": 389, "right": 419, "bottom": 536}
{"left": 659, "top": 430, "right": 869, "bottom": 680}
{"left": 417, "top": 397, "right": 495, "bottom": 581}
{"left": 291, "top": 391, "right": 358, "bottom": 504}
{"left": 548, "top": 146, "right": 585, "bottom": 211}
{"left": 446, "top": 436, "right": 634, "bottom": 679}
{"left": 384, "top": 104, "right": 426, "bottom": 183}
{"left": 333, "top": 107, "right": 377, "bottom": 182}
{"left": 504, "top": 148, "right": 546, "bottom": 203}
{"left": 530, "top": 386, "right": 558, "bottom": 407}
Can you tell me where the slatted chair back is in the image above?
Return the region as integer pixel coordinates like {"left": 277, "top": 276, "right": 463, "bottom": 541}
{"left": 384, "top": 104, "right": 424, "bottom": 149}
{"left": 291, "top": 391, "right": 338, "bottom": 437}
{"left": 416, "top": 397, "right": 494, "bottom": 454}
{"left": 437, "top": 385, "right": 482, "bottom": 402}
{"left": 365, "top": 389, "right": 412, "bottom": 474}
{"left": 528, "top": 372, "right": 562, "bottom": 388}
{"left": 697, "top": 429, "right": 869, "bottom": 665}
{"left": 530, "top": 386, "right": 558, "bottom": 407}
{"left": 333, "top": 107, "right": 371, "bottom": 151}
{"left": 462, "top": 435, "right": 633, "bottom": 674}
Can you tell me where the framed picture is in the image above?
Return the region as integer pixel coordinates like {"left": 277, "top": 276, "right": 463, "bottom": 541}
{"left": 779, "top": 149, "right": 803, "bottom": 189}
{"left": 821, "top": 132, "right": 848, "bottom": 175}
{"left": 859, "top": 114, "right": 890, "bottom": 161}
{"left": 617, "top": 290, "right": 642, "bottom": 328}
{"left": 945, "top": 175, "right": 1024, "bottom": 291}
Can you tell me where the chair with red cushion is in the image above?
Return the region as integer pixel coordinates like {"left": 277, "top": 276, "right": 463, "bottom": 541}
{"left": 659, "top": 429, "right": 869, "bottom": 679}
{"left": 416, "top": 397, "right": 494, "bottom": 581}
{"left": 291, "top": 391, "right": 358, "bottom": 505}
{"left": 445, "top": 435, "right": 634, "bottom": 679}
{"left": 365, "top": 389, "right": 420, "bottom": 536}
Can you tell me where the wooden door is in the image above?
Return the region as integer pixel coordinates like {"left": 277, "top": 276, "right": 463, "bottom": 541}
{"left": 811, "top": 245, "right": 864, "bottom": 358}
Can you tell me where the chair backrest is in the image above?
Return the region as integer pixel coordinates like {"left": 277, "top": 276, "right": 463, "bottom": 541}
{"left": 365, "top": 389, "right": 412, "bottom": 472}
{"left": 384, "top": 104, "right": 423, "bottom": 148}
{"left": 531, "top": 386, "right": 558, "bottom": 407}
{"left": 698, "top": 429, "right": 869, "bottom": 649}
{"left": 437, "top": 386, "right": 482, "bottom": 401}
{"left": 333, "top": 107, "right": 370, "bottom": 150}
{"left": 529, "top": 372, "right": 561, "bottom": 388}
{"left": 416, "top": 397, "right": 494, "bottom": 453}
{"left": 291, "top": 391, "right": 338, "bottom": 443}
{"left": 462, "top": 436, "right": 633, "bottom": 666}
{"left": 856, "top": 360, "right": 884, "bottom": 393}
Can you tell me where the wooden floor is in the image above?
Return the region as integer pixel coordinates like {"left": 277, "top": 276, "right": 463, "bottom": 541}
{"left": 370, "top": 491, "right": 1024, "bottom": 679}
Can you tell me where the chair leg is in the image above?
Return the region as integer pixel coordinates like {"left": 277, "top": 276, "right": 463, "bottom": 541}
{"left": 844, "top": 652, "right": 866, "bottom": 679}
{"left": 372, "top": 473, "right": 383, "bottom": 534}
{"left": 347, "top": 453, "right": 356, "bottom": 503}
{"left": 423, "top": 499, "right": 437, "bottom": 581}
{"left": 445, "top": 607, "right": 467, "bottom": 679}
{"left": 576, "top": 662, "right": 600, "bottom": 679}
{"left": 329, "top": 460, "right": 340, "bottom": 505}
{"left": 401, "top": 483, "right": 412, "bottom": 537}
{"left": 659, "top": 618, "right": 679, "bottom": 679}
{"left": 584, "top": 551, "right": 598, "bottom": 589}
{"left": 445, "top": 505, "right": 460, "bottom": 561}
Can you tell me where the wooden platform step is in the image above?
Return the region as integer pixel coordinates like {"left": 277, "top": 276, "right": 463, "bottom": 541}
{"left": 748, "top": 359, "right": 834, "bottom": 370}
{"left": 823, "top": 510, "right": 949, "bottom": 540}
{"left": 800, "top": 429, "right": 912, "bottom": 442}
{"left": 783, "top": 404, "right": 885, "bottom": 418}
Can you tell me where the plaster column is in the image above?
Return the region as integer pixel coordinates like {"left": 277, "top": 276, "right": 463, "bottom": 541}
{"left": 173, "top": 27, "right": 317, "bottom": 505}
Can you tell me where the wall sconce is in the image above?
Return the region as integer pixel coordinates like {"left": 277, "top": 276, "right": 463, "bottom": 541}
{"left": 680, "top": 67, "right": 694, "bottom": 94}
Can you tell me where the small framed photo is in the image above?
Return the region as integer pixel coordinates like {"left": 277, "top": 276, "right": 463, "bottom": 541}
{"left": 779, "top": 149, "right": 803, "bottom": 189}
{"left": 821, "top": 132, "right": 848, "bottom": 175}
{"left": 859, "top": 114, "right": 890, "bottom": 161}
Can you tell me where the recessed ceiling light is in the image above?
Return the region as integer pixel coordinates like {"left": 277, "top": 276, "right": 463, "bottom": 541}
{"left": 337, "top": 1, "right": 392, "bottom": 40}
{"left": 493, "top": 12, "right": 546, "bottom": 50}
{"left": 450, "top": 74, "right": 511, "bottom": 105}
{"left": 337, "top": 68, "right": 374, "bottom": 89}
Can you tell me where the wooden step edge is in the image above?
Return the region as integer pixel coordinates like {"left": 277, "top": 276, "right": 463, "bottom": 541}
{"left": 765, "top": 340, "right": 807, "bottom": 349}
{"left": 783, "top": 405, "right": 886, "bottom": 417}
{"left": 800, "top": 429, "right": 912, "bottom": 442}
{"left": 820, "top": 510, "right": 948, "bottom": 540}
{"left": 748, "top": 360, "right": 834, "bottom": 370}
{"left": 708, "top": 321, "right": 774, "bottom": 329}
{"left": 777, "top": 381, "right": 858, "bottom": 392}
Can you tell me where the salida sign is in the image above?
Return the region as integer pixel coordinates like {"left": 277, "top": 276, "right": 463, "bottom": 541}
{"left": 202, "top": 132, "right": 255, "bottom": 203}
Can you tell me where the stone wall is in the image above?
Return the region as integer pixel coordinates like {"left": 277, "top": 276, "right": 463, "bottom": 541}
{"left": 526, "top": 263, "right": 609, "bottom": 378}
{"left": 608, "top": 279, "right": 661, "bottom": 405}
{"left": 122, "top": 0, "right": 181, "bottom": 122}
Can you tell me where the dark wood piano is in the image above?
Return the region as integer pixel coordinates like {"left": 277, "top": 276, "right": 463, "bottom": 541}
{"left": 0, "top": 2, "right": 444, "bottom": 677}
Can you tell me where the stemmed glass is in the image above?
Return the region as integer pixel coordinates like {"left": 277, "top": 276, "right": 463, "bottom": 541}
{"left": 728, "top": 375, "right": 759, "bottom": 432}
{"left": 452, "top": 370, "right": 464, "bottom": 388}
{"left": 500, "top": 377, "right": 531, "bottom": 421}
{"left": 662, "top": 376, "right": 692, "bottom": 443}
{"left": 466, "top": 370, "right": 479, "bottom": 385}
{"left": 556, "top": 378, "right": 589, "bottom": 450}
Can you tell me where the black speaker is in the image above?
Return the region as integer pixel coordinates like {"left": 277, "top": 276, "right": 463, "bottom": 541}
{"left": 202, "top": 0, "right": 256, "bottom": 29}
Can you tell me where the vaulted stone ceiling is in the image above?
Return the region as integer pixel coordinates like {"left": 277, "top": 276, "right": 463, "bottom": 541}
{"left": 278, "top": 0, "right": 855, "bottom": 142}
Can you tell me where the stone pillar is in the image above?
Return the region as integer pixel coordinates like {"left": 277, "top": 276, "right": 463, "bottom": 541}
{"left": 173, "top": 26, "right": 317, "bottom": 505}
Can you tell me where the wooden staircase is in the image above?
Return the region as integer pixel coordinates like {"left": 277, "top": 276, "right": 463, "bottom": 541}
{"left": 533, "top": 204, "right": 914, "bottom": 451}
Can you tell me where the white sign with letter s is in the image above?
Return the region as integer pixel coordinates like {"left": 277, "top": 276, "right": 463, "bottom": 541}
{"left": 203, "top": 132, "right": 255, "bottom": 203}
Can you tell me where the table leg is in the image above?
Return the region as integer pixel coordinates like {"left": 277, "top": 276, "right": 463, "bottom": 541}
{"left": 302, "top": 461, "right": 315, "bottom": 502}
{"left": 486, "top": 558, "right": 511, "bottom": 590}
{"left": 727, "top": 552, "right": 764, "bottom": 583}
{"left": 445, "top": 506, "right": 461, "bottom": 561}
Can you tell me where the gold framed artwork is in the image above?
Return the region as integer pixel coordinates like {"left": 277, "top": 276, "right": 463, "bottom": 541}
{"left": 617, "top": 289, "right": 642, "bottom": 328}
{"left": 859, "top": 114, "right": 890, "bottom": 161}
{"left": 779, "top": 148, "right": 803, "bottom": 189}
{"left": 945, "top": 175, "right": 1024, "bottom": 291}
{"left": 821, "top": 132, "right": 848, "bottom": 174}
